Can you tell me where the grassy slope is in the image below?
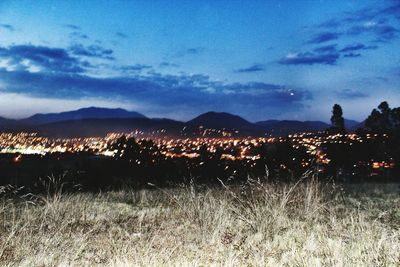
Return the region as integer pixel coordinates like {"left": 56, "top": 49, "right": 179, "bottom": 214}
{"left": 0, "top": 180, "right": 399, "bottom": 266}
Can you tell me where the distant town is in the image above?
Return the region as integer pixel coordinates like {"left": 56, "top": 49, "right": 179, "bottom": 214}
{"left": 0, "top": 101, "right": 399, "bottom": 188}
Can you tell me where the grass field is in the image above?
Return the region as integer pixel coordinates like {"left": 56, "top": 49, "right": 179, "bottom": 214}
{"left": 0, "top": 176, "right": 399, "bottom": 266}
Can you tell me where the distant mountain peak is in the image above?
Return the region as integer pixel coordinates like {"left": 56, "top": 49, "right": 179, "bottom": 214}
{"left": 78, "top": 106, "right": 125, "bottom": 111}
{"left": 22, "top": 107, "right": 147, "bottom": 125}
{"left": 188, "top": 111, "right": 253, "bottom": 129}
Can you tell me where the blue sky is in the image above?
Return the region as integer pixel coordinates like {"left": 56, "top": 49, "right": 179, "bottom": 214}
{"left": 0, "top": 0, "right": 399, "bottom": 122}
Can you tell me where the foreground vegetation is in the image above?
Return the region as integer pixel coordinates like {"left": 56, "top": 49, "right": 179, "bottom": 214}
{"left": 0, "top": 174, "right": 399, "bottom": 266}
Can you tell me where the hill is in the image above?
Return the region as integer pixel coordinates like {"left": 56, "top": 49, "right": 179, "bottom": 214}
{"left": 22, "top": 107, "right": 147, "bottom": 125}
{"left": 187, "top": 112, "right": 254, "bottom": 129}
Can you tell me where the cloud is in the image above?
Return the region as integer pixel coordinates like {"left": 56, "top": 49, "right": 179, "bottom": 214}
{"left": 118, "top": 64, "right": 152, "bottom": 73}
{"left": 307, "top": 32, "right": 340, "bottom": 44}
{"left": 174, "top": 47, "right": 206, "bottom": 58}
{"left": 343, "top": 53, "right": 361, "bottom": 58}
{"left": 279, "top": 52, "right": 339, "bottom": 65}
{"left": 301, "top": 43, "right": 376, "bottom": 61}
{"left": 319, "top": 1, "right": 400, "bottom": 27}
{"left": 336, "top": 89, "right": 368, "bottom": 99}
{"left": 63, "top": 24, "right": 89, "bottom": 40}
{"left": 186, "top": 47, "right": 205, "bottom": 54}
{"left": 0, "top": 24, "right": 14, "bottom": 31}
{"left": 316, "top": 1, "right": 399, "bottom": 42}
{"left": 0, "top": 45, "right": 86, "bottom": 73}
{"left": 235, "top": 64, "right": 265, "bottom": 73}
{"left": 339, "top": 43, "right": 378, "bottom": 52}
{"left": 381, "top": 1, "right": 400, "bottom": 18}
{"left": 0, "top": 68, "right": 312, "bottom": 119}
{"left": 347, "top": 1, "right": 400, "bottom": 22}
{"left": 373, "top": 25, "right": 399, "bottom": 41}
{"left": 63, "top": 24, "right": 81, "bottom": 30}
{"left": 317, "top": 19, "right": 340, "bottom": 28}
{"left": 287, "top": 1, "right": 399, "bottom": 66}
{"left": 115, "top": 32, "right": 128, "bottom": 38}
{"left": 69, "top": 31, "right": 89, "bottom": 40}
{"left": 69, "top": 44, "right": 114, "bottom": 60}
{"left": 347, "top": 23, "right": 399, "bottom": 41}
{"left": 159, "top": 62, "right": 179, "bottom": 68}
{"left": 313, "top": 44, "right": 338, "bottom": 53}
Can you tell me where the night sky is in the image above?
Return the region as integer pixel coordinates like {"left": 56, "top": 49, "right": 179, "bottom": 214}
{"left": 0, "top": 0, "right": 399, "bottom": 122}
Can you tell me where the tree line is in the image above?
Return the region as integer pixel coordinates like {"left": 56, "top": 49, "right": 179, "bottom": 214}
{"left": 329, "top": 101, "right": 400, "bottom": 134}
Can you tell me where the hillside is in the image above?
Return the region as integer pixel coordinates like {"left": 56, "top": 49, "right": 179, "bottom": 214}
{"left": 21, "top": 107, "right": 147, "bottom": 125}
{"left": 187, "top": 111, "right": 254, "bottom": 129}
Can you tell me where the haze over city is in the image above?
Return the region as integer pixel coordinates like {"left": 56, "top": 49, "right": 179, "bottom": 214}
{"left": 0, "top": 0, "right": 399, "bottom": 121}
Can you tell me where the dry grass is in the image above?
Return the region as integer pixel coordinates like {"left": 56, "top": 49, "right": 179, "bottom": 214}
{"left": 0, "top": 175, "right": 399, "bottom": 266}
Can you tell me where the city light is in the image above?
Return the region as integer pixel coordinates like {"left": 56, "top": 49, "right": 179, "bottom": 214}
{"left": 0, "top": 131, "right": 394, "bottom": 173}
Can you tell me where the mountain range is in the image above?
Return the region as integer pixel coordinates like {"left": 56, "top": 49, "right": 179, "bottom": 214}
{"left": 0, "top": 107, "right": 361, "bottom": 137}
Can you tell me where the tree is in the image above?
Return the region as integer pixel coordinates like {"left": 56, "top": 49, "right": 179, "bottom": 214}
{"left": 112, "top": 135, "right": 140, "bottom": 160}
{"left": 378, "top": 101, "right": 392, "bottom": 130}
{"left": 330, "top": 104, "right": 345, "bottom": 134}
{"left": 365, "top": 109, "right": 382, "bottom": 132}
{"left": 365, "top": 101, "right": 393, "bottom": 133}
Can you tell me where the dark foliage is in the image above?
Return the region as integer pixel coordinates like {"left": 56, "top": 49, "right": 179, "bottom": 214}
{"left": 329, "top": 104, "right": 345, "bottom": 134}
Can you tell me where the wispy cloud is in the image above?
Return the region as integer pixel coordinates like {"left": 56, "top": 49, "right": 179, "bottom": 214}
{"left": 69, "top": 44, "right": 114, "bottom": 60}
{"left": 159, "top": 62, "right": 179, "bottom": 68}
{"left": 115, "top": 32, "right": 128, "bottom": 39}
{"left": 186, "top": 47, "right": 205, "bottom": 55}
{"left": 317, "top": 19, "right": 340, "bottom": 28}
{"left": 63, "top": 24, "right": 81, "bottom": 30}
{"left": 336, "top": 89, "right": 368, "bottom": 99}
{"left": 117, "top": 64, "right": 152, "bottom": 73}
{"left": 313, "top": 44, "right": 338, "bottom": 53}
{"left": 174, "top": 47, "right": 206, "bottom": 58}
{"left": 279, "top": 52, "right": 339, "bottom": 65}
{"left": 318, "top": 1, "right": 400, "bottom": 42}
{"left": 69, "top": 31, "right": 89, "bottom": 40}
{"left": 0, "top": 24, "right": 14, "bottom": 31}
{"left": 339, "top": 43, "right": 378, "bottom": 53}
{"left": 64, "top": 24, "right": 90, "bottom": 40}
{"left": 347, "top": 23, "right": 399, "bottom": 41}
{"left": 285, "top": 1, "right": 400, "bottom": 67}
{"left": 235, "top": 64, "right": 265, "bottom": 73}
{"left": 343, "top": 53, "right": 361, "bottom": 58}
{"left": 307, "top": 32, "right": 340, "bottom": 44}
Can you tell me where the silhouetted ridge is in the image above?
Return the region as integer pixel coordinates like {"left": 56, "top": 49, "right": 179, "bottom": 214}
{"left": 22, "top": 107, "right": 147, "bottom": 125}
{"left": 188, "top": 111, "right": 254, "bottom": 129}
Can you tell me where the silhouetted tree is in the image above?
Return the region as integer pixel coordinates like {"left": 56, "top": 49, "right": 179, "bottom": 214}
{"left": 112, "top": 135, "right": 127, "bottom": 158}
{"left": 378, "top": 101, "right": 392, "bottom": 130}
{"left": 365, "top": 109, "right": 382, "bottom": 132}
{"left": 112, "top": 136, "right": 140, "bottom": 160}
{"left": 365, "top": 101, "right": 393, "bottom": 133}
{"left": 199, "top": 144, "right": 209, "bottom": 162}
{"left": 330, "top": 104, "right": 345, "bottom": 134}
